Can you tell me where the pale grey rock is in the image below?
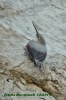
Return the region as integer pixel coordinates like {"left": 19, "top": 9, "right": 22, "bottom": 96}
{"left": 0, "top": 0, "right": 66, "bottom": 100}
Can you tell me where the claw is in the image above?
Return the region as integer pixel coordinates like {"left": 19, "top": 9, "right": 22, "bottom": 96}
{"left": 34, "top": 60, "right": 37, "bottom": 66}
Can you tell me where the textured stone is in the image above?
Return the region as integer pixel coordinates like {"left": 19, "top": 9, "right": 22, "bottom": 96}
{"left": 0, "top": 0, "right": 66, "bottom": 100}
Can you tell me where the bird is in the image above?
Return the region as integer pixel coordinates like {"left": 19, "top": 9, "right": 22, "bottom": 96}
{"left": 24, "top": 21, "right": 47, "bottom": 68}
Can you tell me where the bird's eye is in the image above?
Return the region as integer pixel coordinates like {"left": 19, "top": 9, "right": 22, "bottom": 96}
{"left": 37, "top": 36, "right": 39, "bottom": 38}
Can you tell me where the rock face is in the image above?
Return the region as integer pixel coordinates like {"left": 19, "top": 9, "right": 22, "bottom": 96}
{"left": 0, "top": 0, "right": 66, "bottom": 100}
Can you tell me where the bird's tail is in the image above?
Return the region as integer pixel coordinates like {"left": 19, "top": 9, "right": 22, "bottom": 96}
{"left": 32, "top": 21, "right": 46, "bottom": 45}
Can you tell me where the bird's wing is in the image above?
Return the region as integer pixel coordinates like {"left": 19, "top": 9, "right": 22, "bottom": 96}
{"left": 31, "top": 48, "right": 46, "bottom": 62}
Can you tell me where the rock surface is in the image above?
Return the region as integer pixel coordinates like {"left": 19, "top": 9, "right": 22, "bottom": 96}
{"left": 0, "top": 0, "right": 66, "bottom": 100}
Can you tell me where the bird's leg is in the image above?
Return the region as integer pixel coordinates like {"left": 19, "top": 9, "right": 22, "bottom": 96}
{"left": 29, "top": 54, "right": 34, "bottom": 61}
{"left": 36, "top": 61, "right": 42, "bottom": 69}
{"left": 39, "top": 64, "right": 41, "bottom": 69}
{"left": 34, "top": 59, "right": 37, "bottom": 67}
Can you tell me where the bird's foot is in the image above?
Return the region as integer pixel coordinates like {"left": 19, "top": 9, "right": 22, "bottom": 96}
{"left": 34, "top": 60, "right": 37, "bottom": 67}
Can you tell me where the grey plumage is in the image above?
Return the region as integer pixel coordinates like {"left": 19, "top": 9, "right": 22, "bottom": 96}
{"left": 25, "top": 21, "right": 47, "bottom": 68}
